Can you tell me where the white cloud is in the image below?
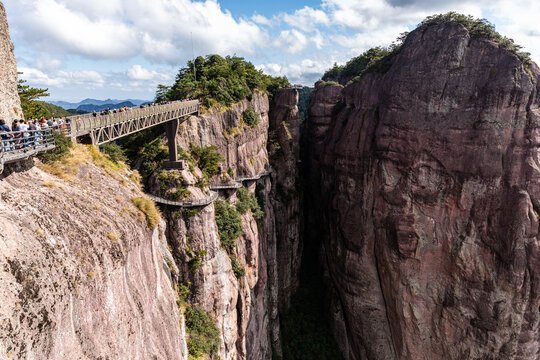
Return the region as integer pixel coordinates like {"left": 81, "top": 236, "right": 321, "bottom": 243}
{"left": 273, "top": 30, "right": 309, "bottom": 54}
{"left": 19, "top": 67, "right": 105, "bottom": 88}
{"left": 252, "top": 14, "right": 273, "bottom": 26}
{"left": 282, "top": 6, "right": 329, "bottom": 32}
{"left": 11, "top": 0, "right": 267, "bottom": 64}
{"left": 259, "top": 57, "right": 338, "bottom": 84}
{"left": 7, "top": 0, "right": 540, "bottom": 99}
{"left": 127, "top": 65, "right": 172, "bottom": 82}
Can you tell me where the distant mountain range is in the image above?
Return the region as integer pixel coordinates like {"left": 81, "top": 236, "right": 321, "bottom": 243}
{"left": 77, "top": 101, "right": 137, "bottom": 113}
{"left": 49, "top": 98, "right": 149, "bottom": 110}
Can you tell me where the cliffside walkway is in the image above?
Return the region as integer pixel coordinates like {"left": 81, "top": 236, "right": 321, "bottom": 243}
{"left": 146, "top": 191, "right": 218, "bottom": 208}
{"left": 146, "top": 168, "right": 273, "bottom": 208}
{"left": 209, "top": 168, "right": 273, "bottom": 190}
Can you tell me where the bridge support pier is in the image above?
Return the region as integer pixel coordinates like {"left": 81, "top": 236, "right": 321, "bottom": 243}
{"left": 165, "top": 119, "right": 179, "bottom": 161}
{"left": 163, "top": 118, "right": 184, "bottom": 170}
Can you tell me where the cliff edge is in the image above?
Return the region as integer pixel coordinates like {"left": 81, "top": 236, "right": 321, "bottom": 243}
{"left": 305, "top": 21, "right": 540, "bottom": 360}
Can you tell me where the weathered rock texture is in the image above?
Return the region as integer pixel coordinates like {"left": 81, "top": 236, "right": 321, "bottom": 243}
{"left": 150, "top": 90, "right": 301, "bottom": 360}
{"left": 268, "top": 88, "right": 303, "bottom": 310}
{"left": 176, "top": 92, "right": 270, "bottom": 180}
{"left": 304, "top": 22, "right": 540, "bottom": 360}
{"left": 0, "top": 147, "right": 186, "bottom": 359}
{"left": 0, "top": 2, "right": 22, "bottom": 121}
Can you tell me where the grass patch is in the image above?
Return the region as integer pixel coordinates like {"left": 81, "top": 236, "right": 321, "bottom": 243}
{"left": 38, "top": 145, "right": 89, "bottom": 181}
{"left": 107, "top": 232, "right": 119, "bottom": 241}
{"left": 41, "top": 181, "right": 57, "bottom": 188}
{"left": 131, "top": 196, "right": 161, "bottom": 229}
{"left": 88, "top": 145, "right": 126, "bottom": 173}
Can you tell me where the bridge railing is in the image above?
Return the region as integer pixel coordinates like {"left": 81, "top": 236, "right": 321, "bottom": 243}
{"left": 0, "top": 124, "right": 69, "bottom": 165}
{"left": 69, "top": 100, "right": 199, "bottom": 136}
{"left": 147, "top": 191, "right": 218, "bottom": 207}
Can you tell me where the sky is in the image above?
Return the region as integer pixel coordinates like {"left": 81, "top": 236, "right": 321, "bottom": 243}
{"left": 3, "top": 0, "right": 540, "bottom": 102}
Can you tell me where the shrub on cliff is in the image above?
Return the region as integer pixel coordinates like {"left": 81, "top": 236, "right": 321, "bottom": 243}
{"left": 39, "top": 131, "right": 73, "bottom": 163}
{"left": 100, "top": 142, "right": 127, "bottom": 164}
{"left": 242, "top": 105, "right": 259, "bottom": 128}
{"left": 214, "top": 199, "right": 243, "bottom": 251}
{"left": 121, "top": 127, "right": 168, "bottom": 181}
{"left": 236, "top": 186, "right": 263, "bottom": 222}
{"left": 188, "top": 143, "right": 224, "bottom": 178}
{"left": 185, "top": 306, "right": 220, "bottom": 358}
{"left": 160, "top": 54, "right": 289, "bottom": 108}
{"left": 321, "top": 46, "right": 399, "bottom": 85}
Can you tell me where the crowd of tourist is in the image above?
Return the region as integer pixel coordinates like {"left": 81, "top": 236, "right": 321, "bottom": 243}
{"left": 0, "top": 117, "right": 70, "bottom": 152}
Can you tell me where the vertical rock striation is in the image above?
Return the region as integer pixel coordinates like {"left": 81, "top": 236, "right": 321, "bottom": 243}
{"left": 153, "top": 90, "right": 302, "bottom": 360}
{"left": 0, "top": 2, "right": 22, "bottom": 121}
{"left": 305, "top": 22, "right": 540, "bottom": 360}
{"left": 269, "top": 88, "right": 303, "bottom": 309}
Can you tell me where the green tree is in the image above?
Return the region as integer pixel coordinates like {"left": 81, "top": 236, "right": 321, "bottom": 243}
{"left": 18, "top": 72, "right": 51, "bottom": 119}
{"left": 154, "top": 84, "right": 170, "bottom": 102}
{"left": 163, "top": 55, "right": 290, "bottom": 108}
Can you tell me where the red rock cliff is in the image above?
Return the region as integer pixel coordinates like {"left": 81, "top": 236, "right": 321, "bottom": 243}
{"left": 304, "top": 21, "right": 540, "bottom": 360}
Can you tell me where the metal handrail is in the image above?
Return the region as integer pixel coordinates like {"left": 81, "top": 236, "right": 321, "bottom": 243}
{"left": 1, "top": 125, "right": 69, "bottom": 165}
{"left": 146, "top": 191, "right": 218, "bottom": 208}
{"left": 209, "top": 167, "right": 273, "bottom": 190}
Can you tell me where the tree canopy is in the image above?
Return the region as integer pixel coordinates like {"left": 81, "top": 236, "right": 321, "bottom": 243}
{"left": 157, "top": 55, "right": 289, "bottom": 108}
{"left": 321, "top": 12, "right": 532, "bottom": 86}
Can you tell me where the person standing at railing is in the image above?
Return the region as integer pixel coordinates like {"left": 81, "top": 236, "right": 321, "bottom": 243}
{"left": 19, "top": 120, "right": 30, "bottom": 148}
{"left": 11, "top": 120, "right": 23, "bottom": 150}
{"left": 0, "top": 120, "right": 12, "bottom": 152}
{"left": 28, "top": 120, "right": 38, "bottom": 148}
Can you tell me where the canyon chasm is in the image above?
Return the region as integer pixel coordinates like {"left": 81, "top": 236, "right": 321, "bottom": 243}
{"left": 0, "top": 3, "right": 539, "bottom": 360}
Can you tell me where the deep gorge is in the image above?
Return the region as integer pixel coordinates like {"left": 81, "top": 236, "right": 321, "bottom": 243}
{"left": 0, "top": 4, "right": 539, "bottom": 360}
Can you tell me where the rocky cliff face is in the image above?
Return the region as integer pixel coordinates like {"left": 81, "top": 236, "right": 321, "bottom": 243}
{"left": 0, "top": 148, "right": 186, "bottom": 359}
{"left": 268, "top": 89, "right": 303, "bottom": 309}
{"left": 0, "top": 2, "right": 22, "bottom": 121}
{"left": 147, "top": 90, "right": 302, "bottom": 360}
{"left": 176, "top": 92, "right": 270, "bottom": 179}
{"left": 305, "top": 22, "right": 540, "bottom": 360}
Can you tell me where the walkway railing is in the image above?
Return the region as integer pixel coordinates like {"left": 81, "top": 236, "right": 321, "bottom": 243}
{"left": 69, "top": 100, "right": 199, "bottom": 138}
{"left": 1, "top": 125, "right": 70, "bottom": 169}
{"left": 146, "top": 191, "right": 218, "bottom": 208}
{"left": 209, "top": 167, "right": 273, "bottom": 190}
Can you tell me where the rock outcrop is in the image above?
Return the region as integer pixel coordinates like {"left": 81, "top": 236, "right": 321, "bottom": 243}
{"left": 304, "top": 22, "right": 540, "bottom": 360}
{"left": 0, "top": 2, "right": 22, "bottom": 121}
{"left": 0, "top": 147, "right": 186, "bottom": 359}
{"left": 176, "top": 92, "right": 270, "bottom": 180}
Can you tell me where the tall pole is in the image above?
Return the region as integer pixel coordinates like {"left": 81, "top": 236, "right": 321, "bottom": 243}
{"left": 191, "top": 32, "right": 196, "bottom": 81}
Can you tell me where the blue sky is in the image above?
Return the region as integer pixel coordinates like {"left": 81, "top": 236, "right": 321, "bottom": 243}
{"left": 3, "top": 0, "right": 540, "bottom": 102}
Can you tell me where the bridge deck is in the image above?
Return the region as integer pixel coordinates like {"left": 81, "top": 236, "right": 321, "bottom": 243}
{"left": 70, "top": 100, "right": 199, "bottom": 145}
